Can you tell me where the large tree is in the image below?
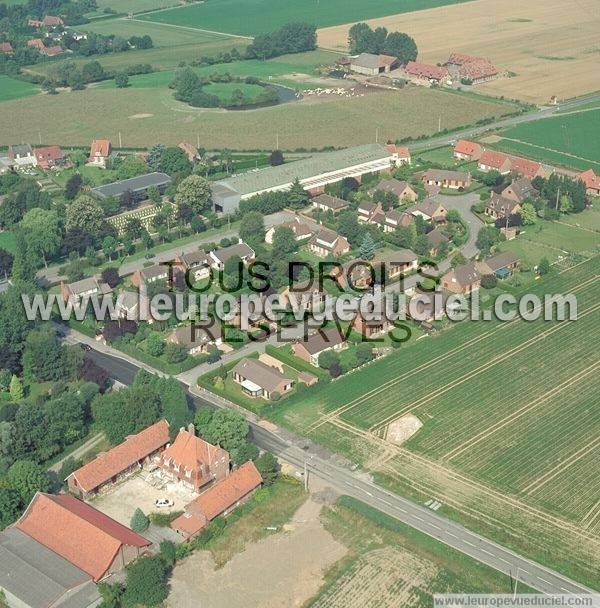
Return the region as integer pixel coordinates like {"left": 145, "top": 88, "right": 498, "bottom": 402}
{"left": 66, "top": 196, "right": 105, "bottom": 238}
{"left": 174, "top": 175, "right": 212, "bottom": 214}
{"left": 20, "top": 208, "right": 61, "bottom": 267}
{"left": 383, "top": 31, "right": 418, "bottom": 63}
{"left": 239, "top": 211, "right": 265, "bottom": 248}
{"left": 122, "top": 556, "right": 169, "bottom": 607}
{"left": 7, "top": 460, "right": 51, "bottom": 504}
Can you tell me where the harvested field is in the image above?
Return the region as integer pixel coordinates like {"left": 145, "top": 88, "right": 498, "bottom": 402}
{"left": 317, "top": 0, "right": 600, "bottom": 103}
{"left": 0, "top": 86, "right": 511, "bottom": 149}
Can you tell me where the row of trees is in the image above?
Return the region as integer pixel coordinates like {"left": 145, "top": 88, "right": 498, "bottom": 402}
{"left": 348, "top": 23, "right": 418, "bottom": 64}
{"left": 247, "top": 22, "right": 316, "bottom": 60}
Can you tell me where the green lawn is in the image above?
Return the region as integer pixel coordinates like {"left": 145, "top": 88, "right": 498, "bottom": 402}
{"left": 139, "top": 0, "right": 475, "bottom": 36}
{"left": 204, "top": 82, "right": 265, "bottom": 102}
{"left": 0, "top": 231, "right": 17, "bottom": 254}
{"left": 95, "top": 0, "right": 184, "bottom": 14}
{"left": 0, "top": 75, "right": 40, "bottom": 103}
{"left": 499, "top": 109, "right": 600, "bottom": 168}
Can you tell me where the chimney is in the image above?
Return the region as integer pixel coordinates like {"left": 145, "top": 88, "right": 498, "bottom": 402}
{"left": 187, "top": 423, "right": 195, "bottom": 436}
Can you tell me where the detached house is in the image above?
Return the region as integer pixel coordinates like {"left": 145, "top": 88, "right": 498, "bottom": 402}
{"left": 0, "top": 42, "right": 13, "bottom": 54}
{"left": 422, "top": 169, "right": 471, "bottom": 190}
{"left": 309, "top": 228, "right": 350, "bottom": 258}
{"left": 476, "top": 251, "right": 519, "bottom": 279}
{"left": 178, "top": 142, "right": 198, "bottom": 163}
{"left": 176, "top": 250, "right": 212, "bottom": 283}
{"left": 8, "top": 143, "right": 36, "bottom": 167}
{"left": 351, "top": 308, "right": 393, "bottom": 339}
{"left": 580, "top": 169, "right": 600, "bottom": 196}
{"left": 231, "top": 358, "right": 294, "bottom": 400}
{"left": 406, "top": 198, "right": 447, "bottom": 223}
{"left": 381, "top": 249, "right": 418, "bottom": 278}
{"left": 292, "top": 327, "right": 347, "bottom": 366}
{"left": 426, "top": 228, "right": 449, "bottom": 257}
{"left": 34, "top": 145, "right": 69, "bottom": 170}
{"left": 265, "top": 218, "right": 313, "bottom": 244}
{"left": 485, "top": 193, "right": 522, "bottom": 219}
{"left": 478, "top": 150, "right": 511, "bottom": 174}
{"left": 280, "top": 280, "right": 327, "bottom": 311}
{"left": 88, "top": 139, "right": 111, "bottom": 168}
{"left": 502, "top": 177, "right": 536, "bottom": 204}
{"left": 385, "top": 144, "right": 411, "bottom": 165}
{"left": 166, "top": 320, "right": 222, "bottom": 355}
{"left": 312, "top": 193, "right": 348, "bottom": 214}
{"left": 61, "top": 276, "right": 112, "bottom": 304}
{"left": 453, "top": 140, "right": 483, "bottom": 161}
{"left": 209, "top": 241, "right": 254, "bottom": 270}
{"left": 441, "top": 262, "right": 481, "bottom": 294}
{"left": 373, "top": 178, "right": 417, "bottom": 203}
{"left": 371, "top": 208, "right": 412, "bottom": 233}
{"left": 158, "top": 424, "right": 230, "bottom": 492}
{"left": 131, "top": 264, "right": 170, "bottom": 288}
{"left": 357, "top": 200, "right": 383, "bottom": 223}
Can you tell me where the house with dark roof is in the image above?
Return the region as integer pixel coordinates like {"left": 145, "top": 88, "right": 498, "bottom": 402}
{"left": 312, "top": 193, "right": 349, "bottom": 214}
{"left": 381, "top": 249, "right": 418, "bottom": 278}
{"left": 67, "top": 420, "right": 171, "bottom": 498}
{"left": 171, "top": 461, "right": 262, "bottom": 540}
{"left": 371, "top": 178, "right": 417, "bottom": 202}
{"left": 453, "top": 140, "right": 483, "bottom": 161}
{"left": 15, "top": 493, "right": 150, "bottom": 582}
{"left": 91, "top": 172, "right": 172, "bottom": 203}
{"left": 477, "top": 251, "right": 519, "bottom": 279}
{"left": 502, "top": 177, "right": 536, "bottom": 204}
{"left": 350, "top": 307, "right": 394, "bottom": 339}
{"left": 357, "top": 200, "right": 383, "bottom": 223}
{"left": 231, "top": 358, "right": 294, "bottom": 400}
{"left": 87, "top": 140, "right": 111, "bottom": 168}
{"left": 209, "top": 241, "right": 255, "bottom": 270}
{"left": 175, "top": 250, "right": 212, "bottom": 283}
{"left": 426, "top": 228, "right": 449, "bottom": 257}
{"left": 478, "top": 150, "right": 511, "bottom": 174}
{"left": 349, "top": 53, "right": 399, "bottom": 76}
{"left": 485, "top": 193, "right": 522, "bottom": 219}
{"left": 292, "top": 327, "right": 347, "bottom": 366}
{"left": 406, "top": 198, "right": 448, "bottom": 222}
{"left": 61, "top": 276, "right": 112, "bottom": 305}
{"left": 441, "top": 262, "right": 481, "bottom": 294}
{"left": 309, "top": 228, "right": 350, "bottom": 258}
{"left": 167, "top": 319, "right": 222, "bottom": 355}
{"left": 131, "top": 264, "right": 170, "bottom": 288}
{"left": 158, "top": 424, "right": 229, "bottom": 492}
{"left": 422, "top": 169, "right": 471, "bottom": 189}
{"left": 8, "top": 143, "right": 36, "bottom": 167}
{"left": 265, "top": 218, "right": 313, "bottom": 244}
{"left": 0, "top": 527, "right": 101, "bottom": 608}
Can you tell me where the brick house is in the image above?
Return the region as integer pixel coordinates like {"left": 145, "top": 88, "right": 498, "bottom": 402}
{"left": 158, "top": 425, "right": 230, "bottom": 492}
{"left": 406, "top": 198, "right": 448, "bottom": 222}
{"left": 453, "top": 140, "right": 483, "bottom": 161}
{"left": 441, "top": 263, "right": 481, "bottom": 294}
{"left": 231, "top": 358, "right": 294, "bottom": 400}
{"left": 131, "top": 264, "right": 170, "bottom": 288}
{"left": 478, "top": 150, "right": 511, "bottom": 174}
{"left": 485, "top": 193, "right": 522, "bottom": 219}
{"left": 357, "top": 200, "right": 383, "bottom": 223}
{"left": 501, "top": 177, "right": 536, "bottom": 203}
{"left": 166, "top": 320, "right": 222, "bottom": 355}
{"left": 87, "top": 139, "right": 111, "bottom": 168}
{"left": 14, "top": 493, "right": 150, "bottom": 581}
{"left": 381, "top": 249, "right": 418, "bottom": 278}
{"left": 292, "top": 327, "right": 347, "bottom": 366}
{"left": 579, "top": 169, "right": 600, "bottom": 197}
{"left": 309, "top": 228, "right": 350, "bottom": 258}
{"left": 422, "top": 169, "right": 471, "bottom": 189}
{"left": 33, "top": 145, "right": 70, "bottom": 170}
{"left": 372, "top": 178, "right": 418, "bottom": 203}
{"left": 66, "top": 420, "right": 171, "bottom": 498}
{"left": 171, "top": 461, "right": 262, "bottom": 540}
{"left": 385, "top": 144, "right": 411, "bottom": 165}
{"left": 311, "top": 193, "right": 348, "bottom": 214}
{"left": 265, "top": 218, "right": 313, "bottom": 244}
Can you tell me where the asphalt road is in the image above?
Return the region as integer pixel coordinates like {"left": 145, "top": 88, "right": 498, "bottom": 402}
{"left": 83, "top": 346, "right": 594, "bottom": 596}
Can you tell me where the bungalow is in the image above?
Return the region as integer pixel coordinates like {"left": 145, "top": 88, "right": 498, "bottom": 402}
{"left": 406, "top": 198, "right": 447, "bottom": 222}
{"left": 131, "top": 264, "right": 170, "bottom": 288}
{"left": 357, "top": 200, "right": 383, "bottom": 223}
{"left": 158, "top": 424, "right": 229, "bottom": 492}
{"left": 478, "top": 150, "right": 511, "bottom": 175}
{"left": 67, "top": 420, "right": 170, "bottom": 498}
{"left": 381, "top": 249, "right": 418, "bottom": 278}
{"left": 404, "top": 61, "right": 449, "bottom": 85}
{"left": 33, "top": 145, "right": 69, "bottom": 171}
{"left": 453, "top": 140, "right": 483, "bottom": 161}
{"left": 426, "top": 228, "right": 449, "bottom": 257}
{"left": 370, "top": 178, "right": 417, "bottom": 203}
{"left": 580, "top": 169, "right": 600, "bottom": 196}
{"left": 8, "top": 143, "right": 36, "bottom": 167}
{"left": 209, "top": 241, "right": 255, "bottom": 270}
{"left": 485, "top": 193, "right": 522, "bottom": 219}
{"left": 178, "top": 142, "right": 198, "bottom": 163}
{"left": 441, "top": 262, "right": 481, "bottom": 294}
{"left": 87, "top": 139, "right": 111, "bottom": 168}
{"left": 0, "top": 42, "right": 13, "bottom": 54}
{"left": 501, "top": 177, "right": 536, "bottom": 204}
{"left": 422, "top": 169, "right": 471, "bottom": 190}
{"left": 312, "top": 193, "right": 348, "bottom": 214}
{"left": 231, "top": 358, "right": 294, "bottom": 400}
{"left": 167, "top": 319, "right": 222, "bottom": 355}
{"left": 171, "top": 461, "right": 262, "bottom": 540}
{"left": 175, "top": 250, "right": 212, "bottom": 283}
{"left": 309, "top": 228, "right": 350, "bottom": 258}
{"left": 349, "top": 53, "right": 399, "bottom": 76}
{"left": 292, "top": 327, "right": 347, "bottom": 366}
{"left": 13, "top": 493, "right": 150, "bottom": 582}
{"left": 61, "top": 276, "right": 112, "bottom": 304}
{"left": 265, "top": 218, "right": 313, "bottom": 244}
{"left": 476, "top": 251, "right": 519, "bottom": 279}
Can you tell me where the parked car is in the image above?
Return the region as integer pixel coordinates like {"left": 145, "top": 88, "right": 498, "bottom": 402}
{"left": 155, "top": 498, "right": 174, "bottom": 508}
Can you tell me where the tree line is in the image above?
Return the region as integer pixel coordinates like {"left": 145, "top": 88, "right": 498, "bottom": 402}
{"left": 348, "top": 22, "right": 417, "bottom": 64}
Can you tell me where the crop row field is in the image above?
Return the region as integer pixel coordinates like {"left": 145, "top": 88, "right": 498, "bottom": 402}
{"left": 95, "top": 0, "right": 182, "bottom": 15}
{"left": 0, "top": 85, "right": 512, "bottom": 149}
{"left": 137, "top": 0, "right": 474, "bottom": 37}
{"left": 317, "top": 0, "right": 600, "bottom": 104}
{"left": 0, "top": 75, "right": 40, "bottom": 103}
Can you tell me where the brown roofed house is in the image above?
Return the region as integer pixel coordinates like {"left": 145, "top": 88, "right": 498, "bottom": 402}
{"left": 357, "top": 200, "right": 383, "bottom": 223}
{"left": 580, "top": 169, "right": 600, "bottom": 196}
{"left": 373, "top": 178, "right": 418, "bottom": 203}
{"left": 178, "top": 142, "right": 198, "bottom": 163}
{"left": 501, "top": 177, "right": 536, "bottom": 204}
{"left": 67, "top": 420, "right": 171, "bottom": 498}
{"left": 309, "top": 228, "right": 350, "bottom": 258}
{"left": 42, "top": 15, "right": 64, "bottom": 26}
{"left": 312, "top": 193, "right": 348, "bottom": 213}
{"left": 33, "top": 145, "right": 69, "bottom": 171}
{"left": 485, "top": 193, "right": 522, "bottom": 219}
{"left": 405, "top": 61, "right": 449, "bottom": 84}
{"left": 422, "top": 169, "right": 471, "bottom": 190}
{"left": 406, "top": 198, "right": 447, "bottom": 222}
{"left": 231, "top": 358, "right": 294, "bottom": 400}
{"left": 265, "top": 217, "right": 313, "bottom": 244}
{"left": 441, "top": 262, "right": 481, "bottom": 294}
{"left": 167, "top": 319, "right": 223, "bottom": 355}
{"left": 426, "top": 228, "right": 449, "bottom": 257}
{"left": 381, "top": 248, "right": 418, "bottom": 278}
{"left": 131, "top": 264, "right": 170, "bottom": 287}
{"left": 385, "top": 144, "right": 411, "bottom": 165}
{"left": 15, "top": 493, "right": 150, "bottom": 581}
{"left": 158, "top": 424, "right": 229, "bottom": 492}
{"left": 0, "top": 42, "right": 13, "bottom": 54}
{"left": 88, "top": 139, "right": 111, "bottom": 168}
{"left": 292, "top": 327, "right": 347, "bottom": 366}
{"left": 175, "top": 250, "right": 212, "bottom": 283}
{"left": 476, "top": 251, "right": 518, "bottom": 279}
{"left": 171, "top": 461, "right": 262, "bottom": 539}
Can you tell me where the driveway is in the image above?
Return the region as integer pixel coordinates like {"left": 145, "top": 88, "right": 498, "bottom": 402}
{"left": 434, "top": 192, "right": 484, "bottom": 260}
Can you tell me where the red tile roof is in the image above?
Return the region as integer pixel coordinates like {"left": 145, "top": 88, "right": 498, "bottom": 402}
{"left": 0, "top": 42, "right": 13, "bottom": 53}
{"left": 509, "top": 156, "right": 541, "bottom": 179}
{"left": 42, "top": 45, "right": 63, "bottom": 56}
{"left": 479, "top": 149, "right": 510, "bottom": 170}
{"left": 27, "top": 38, "right": 45, "bottom": 50}
{"left": 34, "top": 145, "right": 65, "bottom": 168}
{"left": 68, "top": 420, "right": 170, "bottom": 492}
{"left": 386, "top": 143, "right": 410, "bottom": 158}
{"left": 378, "top": 54, "right": 398, "bottom": 68}
{"left": 580, "top": 169, "right": 600, "bottom": 190}
{"left": 16, "top": 493, "right": 150, "bottom": 581}
{"left": 89, "top": 139, "right": 111, "bottom": 159}
{"left": 161, "top": 429, "right": 227, "bottom": 477}
{"left": 447, "top": 52, "right": 489, "bottom": 66}
{"left": 43, "top": 15, "right": 63, "bottom": 26}
{"left": 454, "top": 140, "right": 480, "bottom": 156}
{"left": 460, "top": 60, "right": 498, "bottom": 80}
{"left": 405, "top": 61, "right": 448, "bottom": 81}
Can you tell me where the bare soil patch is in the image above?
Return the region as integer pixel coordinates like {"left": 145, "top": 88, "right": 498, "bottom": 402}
{"left": 317, "top": 0, "right": 600, "bottom": 103}
{"left": 129, "top": 113, "right": 154, "bottom": 119}
{"left": 386, "top": 414, "right": 424, "bottom": 446}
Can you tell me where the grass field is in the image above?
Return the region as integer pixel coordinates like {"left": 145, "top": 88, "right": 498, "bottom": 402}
{"left": 138, "top": 0, "right": 474, "bottom": 36}
{"left": 310, "top": 497, "right": 523, "bottom": 607}
{"left": 269, "top": 256, "right": 600, "bottom": 586}
{"left": 498, "top": 109, "right": 600, "bottom": 168}
{"left": 0, "top": 75, "right": 40, "bottom": 103}
{"left": 0, "top": 231, "right": 17, "bottom": 254}
{"left": 317, "top": 0, "right": 600, "bottom": 103}
{"left": 0, "top": 85, "right": 511, "bottom": 149}
{"left": 95, "top": 0, "right": 183, "bottom": 14}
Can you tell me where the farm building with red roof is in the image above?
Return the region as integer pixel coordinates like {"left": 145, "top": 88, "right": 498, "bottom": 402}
{"left": 580, "top": 169, "right": 600, "bottom": 196}
{"left": 404, "top": 61, "right": 449, "bottom": 84}
{"left": 478, "top": 150, "right": 512, "bottom": 174}
{"left": 453, "top": 140, "right": 483, "bottom": 161}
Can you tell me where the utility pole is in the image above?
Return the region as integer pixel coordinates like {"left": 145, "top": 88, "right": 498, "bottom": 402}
{"left": 118, "top": 131, "right": 122, "bottom": 148}
{"left": 512, "top": 567, "right": 520, "bottom": 600}
{"left": 556, "top": 186, "right": 560, "bottom": 210}
{"left": 375, "top": 127, "right": 379, "bottom": 143}
{"left": 303, "top": 460, "right": 309, "bottom": 492}
{"left": 438, "top": 115, "right": 442, "bottom": 132}
{"left": 276, "top": 133, "right": 279, "bottom": 150}
{"left": 38, "top": 130, "right": 42, "bottom": 144}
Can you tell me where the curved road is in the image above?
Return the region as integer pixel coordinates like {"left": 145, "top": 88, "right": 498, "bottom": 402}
{"left": 81, "top": 344, "right": 594, "bottom": 597}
